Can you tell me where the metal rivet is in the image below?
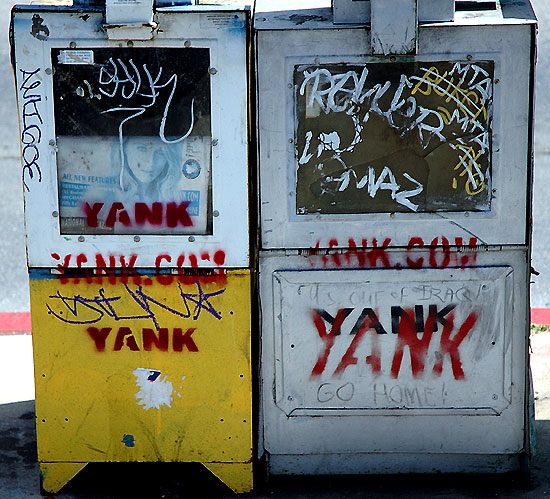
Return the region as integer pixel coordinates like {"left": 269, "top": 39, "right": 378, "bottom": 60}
{"left": 45, "top": 68, "right": 52, "bottom": 75}
{"left": 495, "top": 79, "right": 500, "bottom": 84}
{"left": 213, "top": 210, "right": 220, "bottom": 217}
{"left": 78, "top": 236, "right": 85, "bottom": 242}
{"left": 289, "top": 138, "right": 294, "bottom": 144}
{"left": 288, "top": 83, "right": 293, "bottom": 89}
{"left": 52, "top": 211, "right": 58, "bottom": 218}
{"left": 492, "top": 394, "right": 498, "bottom": 400}
{"left": 188, "top": 236, "right": 195, "bottom": 242}
{"left": 314, "top": 57, "right": 320, "bottom": 64}
{"left": 133, "top": 236, "right": 140, "bottom": 242}
{"left": 464, "top": 212, "right": 470, "bottom": 218}
{"left": 49, "top": 139, "right": 55, "bottom": 146}
{"left": 212, "top": 138, "right": 219, "bottom": 146}
{"left": 69, "top": 41, "right": 77, "bottom": 49}
{"left": 209, "top": 67, "right": 218, "bottom": 75}
{"left": 184, "top": 40, "right": 191, "bottom": 48}
{"left": 389, "top": 56, "right": 396, "bottom": 62}
{"left": 467, "top": 54, "right": 473, "bottom": 61}
{"left": 127, "top": 40, "right": 134, "bottom": 47}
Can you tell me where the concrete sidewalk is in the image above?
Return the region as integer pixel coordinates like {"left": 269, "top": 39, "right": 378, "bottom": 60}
{"left": 1, "top": 331, "right": 550, "bottom": 498}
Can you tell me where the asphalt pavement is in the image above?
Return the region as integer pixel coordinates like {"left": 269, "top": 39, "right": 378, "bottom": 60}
{"left": 2, "top": 0, "right": 550, "bottom": 497}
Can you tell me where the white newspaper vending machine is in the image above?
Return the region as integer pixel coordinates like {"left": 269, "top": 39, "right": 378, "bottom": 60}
{"left": 12, "top": 0, "right": 252, "bottom": 493}
{"left": 256, "top": 0, "right": 537, "bottom": 477}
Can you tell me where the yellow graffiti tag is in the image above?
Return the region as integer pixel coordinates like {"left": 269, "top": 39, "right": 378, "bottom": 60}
{"left": 453, "top": 145, "right": 486, "bottom": 196}
{"left": 412, "top": 67, "right": 487, "bottom": 124}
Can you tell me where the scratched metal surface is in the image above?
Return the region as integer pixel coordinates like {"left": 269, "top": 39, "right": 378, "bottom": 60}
{"left": 29, "top": 269, "right": 253, "bottom": 492}
{"left": 255, "top": 3, "right": 535, "bottom": 250}
{"left": 258, "top": 249, "right": 529, "bottom": 471}
{"left": 11, "top": 6, "right": 250, "bottom": 269}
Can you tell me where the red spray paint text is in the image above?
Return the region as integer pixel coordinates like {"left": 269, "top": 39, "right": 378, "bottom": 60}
{"left": 86, "top": 326, "right": 198, "bottom": 352}
{"left": 310, "top": 305, "right": 477, "bottom": 380}
{"left": 51, "top": 250, "right": 227, "bottom": 285}
{"left": 308, "top": 236, "right": 479, "bottom": 269}
{"left": 84, "top": 201, "right": 193, "bottom": 228}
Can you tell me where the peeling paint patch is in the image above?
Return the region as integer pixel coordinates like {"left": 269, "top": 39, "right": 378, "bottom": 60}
{"left": 31, "top": 14, "right": 50, "bottom": 41}
{"left": 121, "top": 434, "right": 135, "bottom": 447}
{"left": 133, "top": 368, "right": 173, "bottom": 410}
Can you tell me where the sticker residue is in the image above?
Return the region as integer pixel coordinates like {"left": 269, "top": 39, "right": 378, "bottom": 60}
{"left": 133, "top": 368, "right": 173, "bottom": 410}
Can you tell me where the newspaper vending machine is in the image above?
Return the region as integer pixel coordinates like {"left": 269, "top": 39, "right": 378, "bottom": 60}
{"left": 11, "top": 0, "right": 252, "bottom": 493}
{"left": 255, "top": 0, "right": 537, "bottom": 477}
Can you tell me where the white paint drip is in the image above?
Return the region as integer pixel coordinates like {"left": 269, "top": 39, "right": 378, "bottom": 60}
{"left": 133, "top": 368, "right": 174, "bottom": 410}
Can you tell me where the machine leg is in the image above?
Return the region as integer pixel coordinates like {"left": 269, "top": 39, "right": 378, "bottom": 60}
{"left": 40, "top": 462, "right": 87, "bottom": 494}
{"left": 202, "top": 462, "right": 253, "bottom": 493}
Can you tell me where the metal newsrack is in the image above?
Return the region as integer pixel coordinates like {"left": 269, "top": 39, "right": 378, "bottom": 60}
{"left": 11, "top": 0, "right": 252, "bottom": 493}
{"left": 255, "top": 0, "right": 537, "bottom": 477}
{"left": 11, "top": 0, "right": 538, "bottom": 493}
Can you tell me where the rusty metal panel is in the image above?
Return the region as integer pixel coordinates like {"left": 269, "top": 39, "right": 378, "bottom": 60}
{"left": 256, "top": 9, "right": 535, "bottom": 249}
{"left": 30, "top": 270, "right": 252, "bottom": 465}
{"left": 12, "top": 7, "right": 249, "bottom": 268}
{"left": 259, "top": 248, "right": 528, "bottom": 466}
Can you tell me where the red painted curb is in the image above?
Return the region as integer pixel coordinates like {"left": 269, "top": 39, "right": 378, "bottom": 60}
{"left": 0, "top": 312, "right": 32, "bottom": 334}
{"left": 0, "top": 309, "right": 550, "bottom": 333}
{"left": 532, "top": 308, "right": 550, "bottom": 326}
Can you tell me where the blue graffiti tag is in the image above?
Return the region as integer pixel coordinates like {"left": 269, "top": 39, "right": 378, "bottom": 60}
{"left": 46, "top": 280, "right": 225, "bottom": 330}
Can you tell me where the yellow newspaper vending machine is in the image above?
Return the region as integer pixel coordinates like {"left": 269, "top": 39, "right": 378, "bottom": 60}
{"left": 11, "top": 0, "right": 252, "bottom": 493}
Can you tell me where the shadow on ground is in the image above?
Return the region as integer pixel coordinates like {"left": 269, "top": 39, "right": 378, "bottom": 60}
{"left": 2, "top": 400, "right": 550, "bottom": 498}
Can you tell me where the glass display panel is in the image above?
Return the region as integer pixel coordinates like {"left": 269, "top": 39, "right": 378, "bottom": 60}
{"left": 295, "top": 60, "right": 494, "bottom": 214}
{"left": 52, "top": 47, "right": 212, "bottom": 235}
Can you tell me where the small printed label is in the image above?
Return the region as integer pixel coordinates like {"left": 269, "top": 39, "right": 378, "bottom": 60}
{"left": 180, "top": 190, "right": 200, "bottom": 216}
{"left": 58, "top": 50, "right": 94, "bottom": 65}
{"left": 200, "top": 13, "right": 245, "bottom": 29}
{"left": 59, "top": 181, "right": 89, "bottom": 208}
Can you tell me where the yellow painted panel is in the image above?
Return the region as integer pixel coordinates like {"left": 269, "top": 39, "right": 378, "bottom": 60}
{"left": 203, "top": 462, "right": 253, "bottom": 493}
{"left": 40, "top": 462, "right": 87, "bottom": 494}
{"left": 30, "top": 271, "right": 252, "bottom": 465}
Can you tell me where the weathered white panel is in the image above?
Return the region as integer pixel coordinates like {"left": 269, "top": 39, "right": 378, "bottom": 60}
{"left": 12, "top": 7, "right": 250, "bottom": 268}
{"left": 259, "top": 248, "right": 528, "bottom": 460}
{"left": 106, "top": 0, "right": 154, "bottom": 25}
{"left": 272, "top": 266, "right": 512, "bottom": 416}
{"left": 332, "top": 0, "right": 455, "bottom": 25}
{"left": 256, "top": 18, "right": 535, "bottom": 249}
{"left": 371, "top": 0, "right": 417, "bottom": 55}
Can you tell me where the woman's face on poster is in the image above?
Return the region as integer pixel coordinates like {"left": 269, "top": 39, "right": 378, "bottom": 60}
{"left": 124, "top": 136, "right": 168, "bottom": 184}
